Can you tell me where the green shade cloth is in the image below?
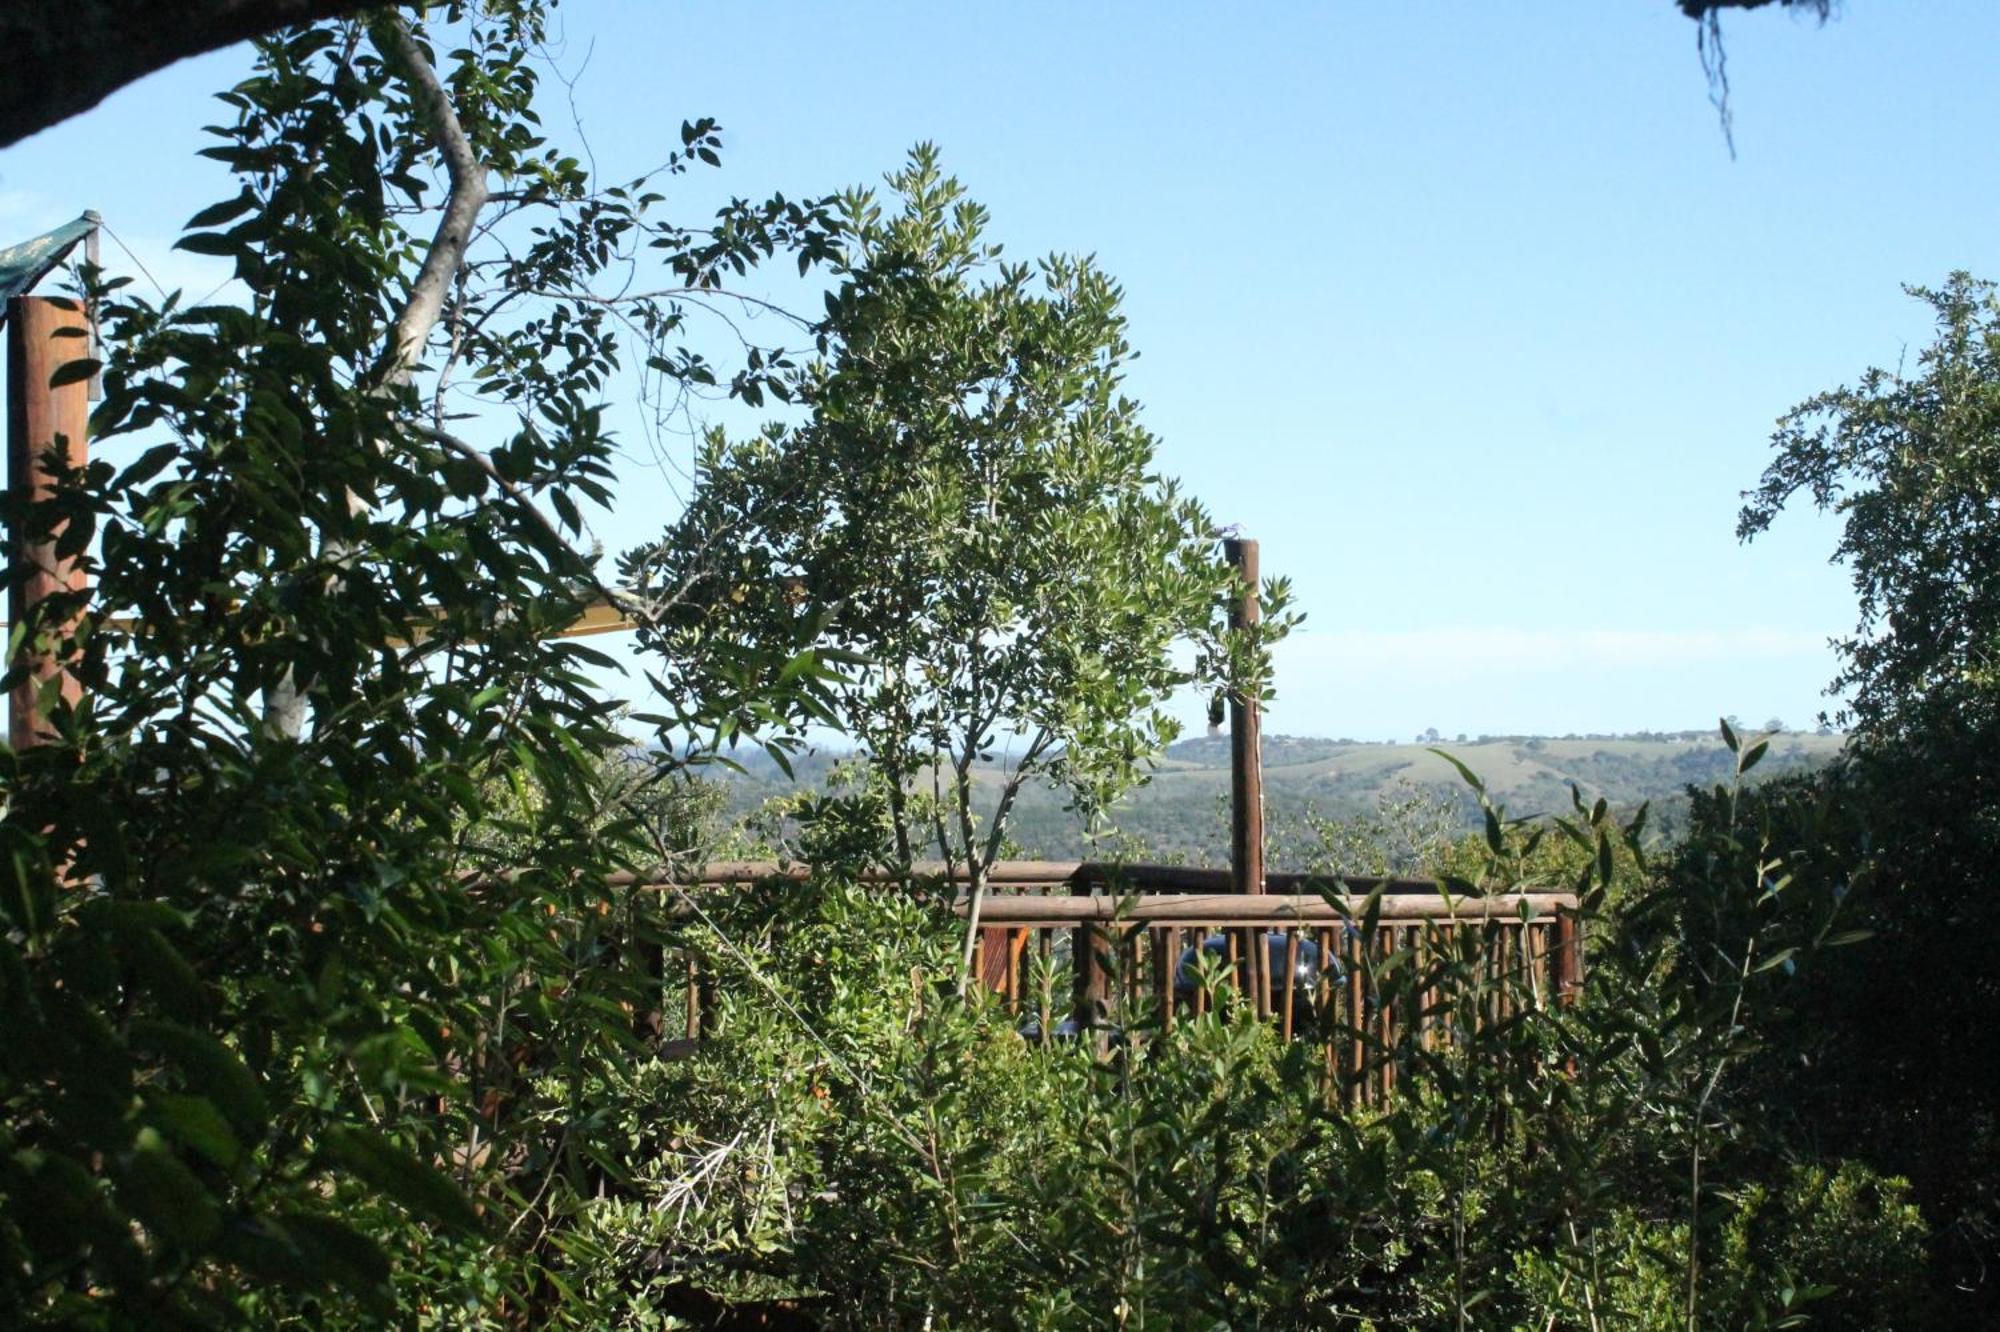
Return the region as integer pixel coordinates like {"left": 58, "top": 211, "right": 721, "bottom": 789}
{"left": 0, "top": 212, "right": 98, "bottom": 314}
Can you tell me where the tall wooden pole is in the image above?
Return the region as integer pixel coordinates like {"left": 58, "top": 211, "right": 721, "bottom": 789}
{"left": 8, "top": 296, "right": 90, "bottom": 749}
{"left": 1225, "top": 537, "right": 1264, "bottom": 895}
{"left": 1225, "top": 538, "right": 1269, "bottom": 1018}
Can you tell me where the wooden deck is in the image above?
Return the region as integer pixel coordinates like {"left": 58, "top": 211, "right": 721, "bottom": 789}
{"left": 647, "top": 861, "right": 1583, "bottom": 1109}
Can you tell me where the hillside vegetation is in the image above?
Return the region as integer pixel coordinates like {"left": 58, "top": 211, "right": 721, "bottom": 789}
{"left": 716, "top": 729, "right": 1847, "bottom": 863}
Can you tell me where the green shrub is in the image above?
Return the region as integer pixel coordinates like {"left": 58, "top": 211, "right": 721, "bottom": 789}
{"left": 1513, "top": 1161, "right": 1928, "bottom": 1330}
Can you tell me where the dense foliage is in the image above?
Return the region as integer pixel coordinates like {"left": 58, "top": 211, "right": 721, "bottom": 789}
{"left": 0, "top": 3, "right": 1983, "bottom": 1328}
{"left": 1726, "top": 273, "right": 2000, "bottom": 1323}
{"left": 569, "top": 741, "right": 1920, "bottom": 1329}
{"left": 0, "top": 3, "right": 833, "bottom": 1321}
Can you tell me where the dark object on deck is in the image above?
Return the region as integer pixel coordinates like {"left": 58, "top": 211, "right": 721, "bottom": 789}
{"left": 1014, "top": 1010, "right": 1124, "bottom": 1048}
{"left": 1174, "top": 929, "right": 1347, "bottom": 1000}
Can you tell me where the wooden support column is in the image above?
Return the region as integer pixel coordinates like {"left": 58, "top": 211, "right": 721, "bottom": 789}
{"left": 7, "top": 296, "right": 90, "bottom": 750}
{"left": 1225, "top": 537, "right": 1264, "bottom": 895}
{"left": 1553, "top": 909, "right": 1584, "bottom": 1006}
{"left": 1071, "top": 881, "right": 1114, "bottom": 1032}
{"left": 1225, "top": 538, "right": 1269, "bottom": 1016}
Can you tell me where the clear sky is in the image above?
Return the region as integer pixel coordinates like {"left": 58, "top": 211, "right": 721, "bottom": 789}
{"left": 5, "top": 1, "right": 1997, "bottom": 741}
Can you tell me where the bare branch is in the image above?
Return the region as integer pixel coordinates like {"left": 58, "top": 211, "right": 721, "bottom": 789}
{"left": 375, "top": 13, "right": 489, "bottom": 388}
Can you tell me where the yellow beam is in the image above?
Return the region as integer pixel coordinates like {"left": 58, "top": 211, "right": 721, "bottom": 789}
{"left": 4, "top": 595, "right": 640, "bottom": 643}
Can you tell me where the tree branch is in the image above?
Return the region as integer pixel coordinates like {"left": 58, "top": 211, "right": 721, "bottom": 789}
{"left": 265, "top": 11, "right": 489, "bottom": 739}
{"left": 375, "top": 12, "right": 488, "bottom": 387}
{"left": 956, "top": 725, "right": 1054, "bottom": 990}
{"left": 412, "top": 423, "right": 635, "bottom": 620}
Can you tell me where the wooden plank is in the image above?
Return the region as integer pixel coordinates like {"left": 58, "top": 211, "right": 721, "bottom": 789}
{"left": 1553, "top": 910, "right": 1583, "bottom": 1006}
{"left": 976, "top": 925, "right": 1014, "bottom": 996}
{"left": 1071, "top": 864, "right": 1451, "bottom": 896}
{"left": 1280, "top": 930, "right": 1299, "bottom": 1041}
{"left": 1072, "top": 869, "right": 1113, "bottom": 1028}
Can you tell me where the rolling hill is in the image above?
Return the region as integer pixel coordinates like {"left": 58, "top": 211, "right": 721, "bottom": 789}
{"left": 709, "top": 729, "right": 1847, "bottom": 865}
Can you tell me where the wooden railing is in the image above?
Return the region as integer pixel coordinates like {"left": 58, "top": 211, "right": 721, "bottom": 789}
{"left": 970, "top": 883, "right": 1580, "bottom": 1107}
{"left": 649, "top": 862, "right": 1582, "bottom": 1108}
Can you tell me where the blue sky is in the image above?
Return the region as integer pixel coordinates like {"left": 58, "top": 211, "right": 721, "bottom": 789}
{"left": 5, "top": 1, "right": 1997, "bottom": 740}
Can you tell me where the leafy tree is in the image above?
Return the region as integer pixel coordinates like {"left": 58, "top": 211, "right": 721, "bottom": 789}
{"left": 0, "top": 3, "right": 834, "bottom": 1321}
{"left": 628, "top": 145, "right": 1295, "bottom": 978}
{"left": 1743, "top": 273, "right": 2000, "bottom": 749}
{"left": 1734, "top": 271, "right": 2000, "bottom": 1322}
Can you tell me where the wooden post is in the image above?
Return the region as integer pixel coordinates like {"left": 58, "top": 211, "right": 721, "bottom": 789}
{"left": 1224, "top": 537, "right": 1264, "bottom": 895}
{"left": 1224, "top": 537, "right": 1268, "bottom": 1016}
{"left": 1071, "top": 894, "right": 1114, "bottom": 1033}
{"left": 1553, "top": 910, "right": 1583, "bottom": 1007}
{"left": 7, "top": 296, "right": 90, "bottom": 750}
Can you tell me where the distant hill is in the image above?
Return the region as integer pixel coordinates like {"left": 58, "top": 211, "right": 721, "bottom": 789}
{"left": 704, "top": 729, "right": 1846, "bottom": 865}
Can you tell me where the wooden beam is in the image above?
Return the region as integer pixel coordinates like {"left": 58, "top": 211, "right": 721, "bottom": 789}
{"left": 557, "top": 597, "right": 639, "bottom": 638}
{"left": 620, "top": 860, "right": 1459, "bottom": 897}
{"left": 967, "top": 891, "right": 1575, "bottom": 926}
{"left": 620, "top": 859, "right": 1083, "bottom": 888}
{"left": 1070, "top": 863, "right": 1443, "bottom": 896}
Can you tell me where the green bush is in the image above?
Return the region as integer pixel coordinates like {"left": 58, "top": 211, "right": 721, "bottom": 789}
{"left": 1514, "top": 1160, "right": 1928, "bottom": 1330}
{"left": 1726, "top": 1161, "right": 1930, "bottom": 1330}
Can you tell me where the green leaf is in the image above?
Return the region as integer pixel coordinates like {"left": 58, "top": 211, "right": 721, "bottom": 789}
{"left": 217, "top": 1212, "right": 390, "bottom": 1314}
{"left": 74, "top": 897, "right": 189, "bottom": 935}
{"left": 1719, "top": 716, "right": 1740, "bottom": 753}
{"left": 281, "top": 1212, "right": 394, "bottom": 1307}
{"left": 1428, "top": 746, "right": 1487, "bottom": 796}
{"left": 1361, "top": 882, "right": 1386, "bottom": 940}
{"left": 173, "top": 231, "right": 242, "bottom": 257}
{"left": 47, "top": 357, "right": 101, "bottom": 389}
{"left": 119, "top": 1128, "right": 221, "bottom": 1250}
{"left": 126, "top": 928, "right": 210, "bottom": 1022}
{"left": 320, "top": 1125, "right": 482, "bottom": 1234}
{"left": 128, "top": 1019, "right": 268, "bottom": 1138}
{"left": 184, "top": 190, "right": 258, "bottom": 229}
{"left": 1754, "top": 946, "right": 1799, "bottom": 974}
{"left": 7, "top": 1147, "right": 147, "bottom": 1282}
{"left": 1739, "top": 738, "right": 1769, "bottom": 773}
{"left": 145, "top": 1090, "right": 243, "bottom": 1169}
